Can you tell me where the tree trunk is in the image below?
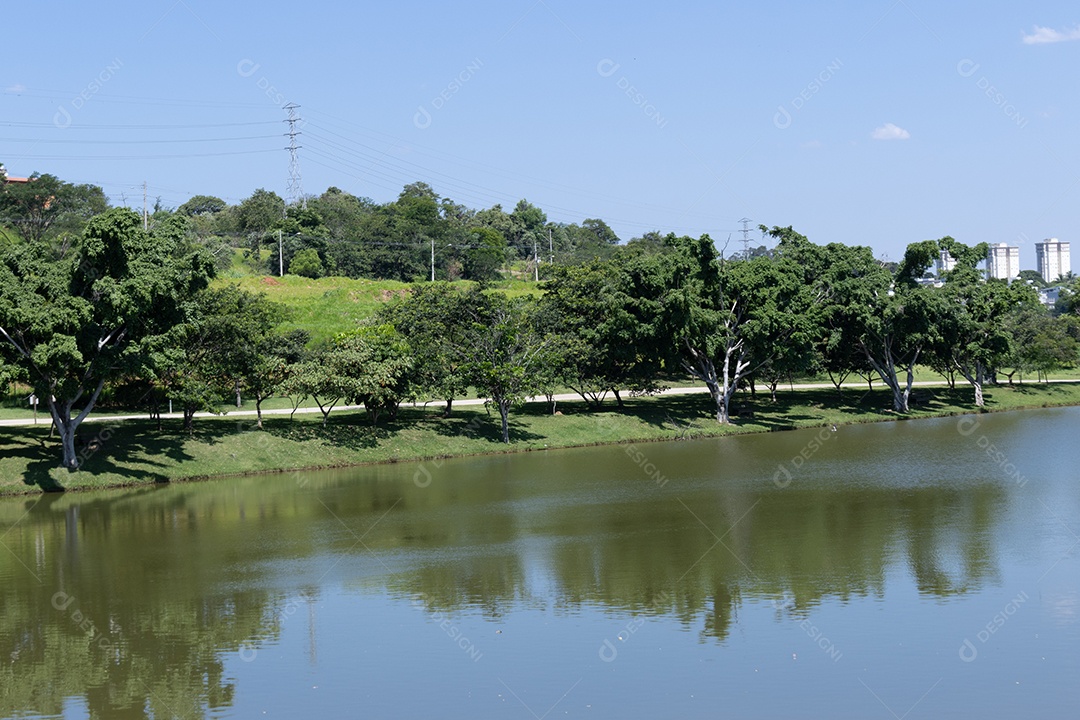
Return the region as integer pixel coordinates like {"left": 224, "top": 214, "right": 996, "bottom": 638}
{"left": 255, "top": 397, "right": 264, "bottom": 430}
{"left": 47, "top": 381, "right": 105, "bottom": 473}
{"left": 683, "top": 340, "right": 749, "bottom": 425}
{"left": 57, "top": 417, "right": 78, "bottom": 472}
{"left": 957, "top": 361, "right": 986, "bottom": 408}
{"left": 613, "top": 388, "right": 624, "bottom": 408}
{"left": 498, "top": 398, "right": 510, "bottom": 443}
{"left": 235, "top": 379, "right": 242, "bottom": 408}
{"left": 443, "top": 397, "right": 453, "bottom": 417}
{"left": 863, "top": 347, "right": 912, "bottom": 413}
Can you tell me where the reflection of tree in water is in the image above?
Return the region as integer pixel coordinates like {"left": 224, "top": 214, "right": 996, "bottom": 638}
{"left": 0, "top": 492, "right": 296, "bottom": 720}
{"left": 0, "top": 465, "right": 1008, "bottom": 717}
{"left": 386, "top": 483, "right": 1005, "bottom": 643}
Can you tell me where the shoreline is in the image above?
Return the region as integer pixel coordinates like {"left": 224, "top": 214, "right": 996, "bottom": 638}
{"left": 2, "top": 381, "right": 1079, "bottom": 498}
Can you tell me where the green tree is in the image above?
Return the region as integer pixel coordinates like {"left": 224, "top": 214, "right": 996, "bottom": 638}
{"left": 242, "top": 328, "right": 309, "bottom": 429}
{"left": 1010, "top": 313, "right": 1080, "bottom": 382}
{"left": 647, "top": 234, "right": 813, "bottom": 423}
{"left": 177, "top": 195, "right": 227, "bottom": 217}
{"left": 459, "top": 291, "right": 551, "bottom": 443}
{"left": 827, "top": 239, "right": 943, "bottom": 413}
{"left": 238, "top": 188, "right": 285, "bottom": 269}
{"left": 284, "top": 342, "right": 367, "bottom": 427}
{"left": 0, "top": 208, "right": 213, "bottom": 470}
{"left": 540, "top": 259, "right": 661, "bottom": 407}
{"left": 310, "top": 187, "right": 378, "bottom": 277}
{"left": 768, "top": 232, "right": 880, "bottom": 398}
{"left": 337, "top": 324, "right": 414, "bottom": 425}
{"left": 238, "top": 188, "right": 285, "bottom": 235}
{"left": 556, "top": 218, "right": 621, "bottom": 264}
{"left": 0, "top": 171, "right": 108, "bottom": 244}
{"left": 462, "top": 227, "right": 507, "bottom": 281}
{"left": 1017, "top": 269, "right": 1048, "bottom": 290}
{"left": 509, "top": 199, "right": 547, "bottom": 260}
{"left": 379, "top": 282, "right": 470, "bottom": 416}
{"left": 289, "top": 247, "right": 324, "bottom": 278}
{"left": 144, "top": 286, "right": 284, "bottom": 433}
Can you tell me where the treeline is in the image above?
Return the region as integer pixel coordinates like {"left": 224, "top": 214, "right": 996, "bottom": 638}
{"left": 1, "top": 165, "right": 625, "bottom": 281}
{"left": 157, "top": 183, "right": 621, "bottom": 282}
{"left": 5, "top": 169, "right": 1080, "bottom": 471}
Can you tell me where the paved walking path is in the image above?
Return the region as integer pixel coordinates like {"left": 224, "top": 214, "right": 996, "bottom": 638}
{"left": 0, "top": 379, "right": 984, "bottom": 429}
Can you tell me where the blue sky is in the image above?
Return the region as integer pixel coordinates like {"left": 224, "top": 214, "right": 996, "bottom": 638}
{"left": 3, "top": 1, "right": 1080, "bottom": 264}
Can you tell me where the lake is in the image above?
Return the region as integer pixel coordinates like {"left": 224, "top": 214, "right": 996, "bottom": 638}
{"left": 1, "top": 408, "right": 1077, "bottom": 719}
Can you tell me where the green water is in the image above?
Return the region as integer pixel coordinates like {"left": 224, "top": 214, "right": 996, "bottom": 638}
{"left": 1, "top": 409, "right": 1077, "bottom": 718}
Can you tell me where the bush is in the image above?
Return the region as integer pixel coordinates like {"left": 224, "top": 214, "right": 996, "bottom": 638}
{"left": 289, "top": 248, "right": 324, "bottom": 278}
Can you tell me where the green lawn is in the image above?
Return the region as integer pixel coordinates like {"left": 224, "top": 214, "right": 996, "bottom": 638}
{"left": 4, "top": 381, "right": 1080, "bottom": 496}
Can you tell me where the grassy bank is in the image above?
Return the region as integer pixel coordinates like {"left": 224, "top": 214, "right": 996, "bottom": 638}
{"left": 2, "top": 381, "right": 1079, "bottom": 496}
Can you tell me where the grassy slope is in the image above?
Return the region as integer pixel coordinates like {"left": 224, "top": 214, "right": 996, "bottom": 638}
{"left": 3, "top": 381, "right": 1079, "bottom": 496}
{"left": 219, "top": 275, "right": 411, "bottom": 344}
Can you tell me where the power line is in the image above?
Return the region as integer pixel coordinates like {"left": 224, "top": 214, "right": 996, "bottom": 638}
{"left": 1, "top": 120, "right": 280, "bottom": 130}
{"left": 303, "top": 110, "right": 736, "bottom": 226}
{"left": 0, "top": 135, "right": 280, "bottom": 145}
{"left": 3, "top": 149, "right": 279, "bottom": 161}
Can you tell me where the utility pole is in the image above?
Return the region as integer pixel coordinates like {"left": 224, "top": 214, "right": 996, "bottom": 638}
{"left": 278, "top": 230, "right": 283, "bottom": 277}
{"left": 284, "top": 103, "right": 305, "bottom": 209}
{"left": 548, "top": 227, "right": 553, "bottom": 265}
{"left": 738, "top": 217, "right": 752, "bottom": 259}
{"left": 431, "top": 237, "right": 435, "bottom": 281}
{"left": 143, "top": 182, "right": 148, "bottom": 230}
{"left": 533, "top": 233, "right": 539, "bottom": 282}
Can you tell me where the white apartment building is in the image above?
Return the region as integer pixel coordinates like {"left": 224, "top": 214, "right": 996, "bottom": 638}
{"left": 986, "top": 243, "right": 1020, "bottom": 281}
{"left": 936, "top": 250, "right": 956, "bottom": 276}
{"left": 1035, "top": 238, "right": 1070, "bottom": 283}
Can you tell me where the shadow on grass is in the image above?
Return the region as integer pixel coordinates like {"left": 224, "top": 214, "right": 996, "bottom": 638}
{"left": 245, "top": 414, "right": 384, "bottom": 452}
{"left": 416, "top": 405, "right": 545, "bottom": 443}
{"left": 0, "top": 420, "right": 194, "bottom": 493}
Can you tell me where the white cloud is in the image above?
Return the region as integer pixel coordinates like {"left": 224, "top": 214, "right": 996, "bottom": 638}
{"left": 5, "top": 83, "right": 26, "bottom": 93}
{"left": 871, "top": 123, "right": 910, "bottom": 141}
{"left": 1022, "top": 25, "right": 1080, "bottom": 44}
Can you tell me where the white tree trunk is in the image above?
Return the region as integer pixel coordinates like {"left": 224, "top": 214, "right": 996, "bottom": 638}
{"left": 47, "top": 379, "right": 106, "bottom": 472}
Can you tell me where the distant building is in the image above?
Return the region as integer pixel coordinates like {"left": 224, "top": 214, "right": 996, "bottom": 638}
{"left": 986, "top": 243, "right": 1020, "bottom": 281}
{"left": 1039, "top": 286, "right": 1063, "bottom": 307}
{"left": 936, "top": 250, "right": 956, "bottom": 276}
{"left": 1035, "top": 238, "right": 1070, "bottom": 283}
{"left": 0, "top": 164, "right": 30, "bottom": 184}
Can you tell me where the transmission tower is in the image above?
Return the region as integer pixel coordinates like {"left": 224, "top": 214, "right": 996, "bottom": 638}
{"left": 284, "top": 103, "right": 305, "bottom": 209}
{"left": 738, "top": 218, "right": 752, "bottom": 259}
